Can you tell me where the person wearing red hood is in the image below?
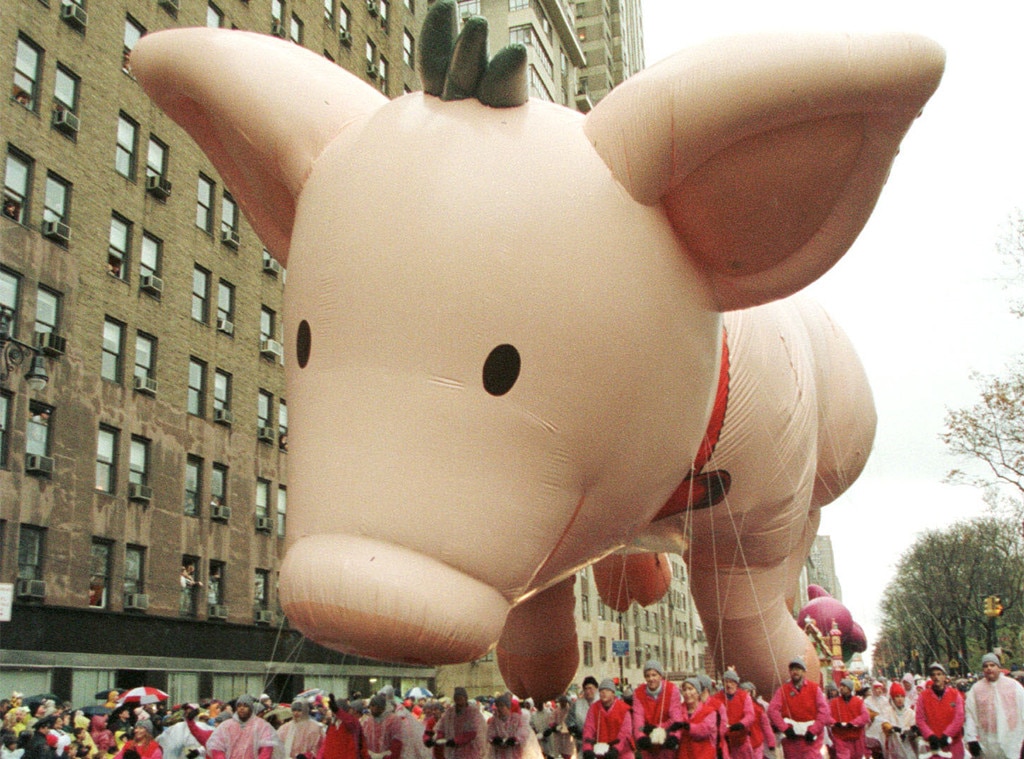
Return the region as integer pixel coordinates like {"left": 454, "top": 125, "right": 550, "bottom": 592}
{"left": 319, "top": 697, "right": 369, "bottom": 759}
{"left": 915, "top": 663, "right": 964, "bottom": 759}
{"left": 829, "top": 679, "right": 870, "bottom": 759}
{"left": 881, "top": 683, "right": 916, "bottom": 759}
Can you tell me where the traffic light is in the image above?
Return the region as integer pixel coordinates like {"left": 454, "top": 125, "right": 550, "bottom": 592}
{"left": 984, "top": 595, "right": 1005, "bottom": 617}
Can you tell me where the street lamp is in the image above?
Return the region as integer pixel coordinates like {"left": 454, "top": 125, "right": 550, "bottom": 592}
{"left": 0, "top": 305, "right": 49, "bottom": 391}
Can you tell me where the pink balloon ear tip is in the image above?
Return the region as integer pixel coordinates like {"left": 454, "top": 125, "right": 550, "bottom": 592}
{"left": 279, "top": 533, "right": 510, "bottom": 664}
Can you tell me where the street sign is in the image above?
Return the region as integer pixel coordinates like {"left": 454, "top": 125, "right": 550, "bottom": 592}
{"left": 612, "top": 640, "right": 630, "bottom": 657}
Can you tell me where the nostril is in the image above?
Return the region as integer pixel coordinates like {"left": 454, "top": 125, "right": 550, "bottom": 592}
{"left": 483, "top": 344, "right": 520, "bottom": 396}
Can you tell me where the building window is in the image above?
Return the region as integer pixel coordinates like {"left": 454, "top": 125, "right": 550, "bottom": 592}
{"left": 101, "top": 318, "right": 124, "bottom": 382}
{"left": 256, "top": 479, "right": 270, "bottom": 519}
{"left": 599, "top": 636, "right": 607, "bottom": 662}
{"left": 184, "top": 456, "right": 202, "bottom": 516}
{"left": 95, "top": 425, "right": 118, "bottom": 493}
{"left": 257, "top": 390, "right": 273, "bottom": 429}
{"left": 211, "top": 463, "right": 227, "bottom": 509}
{"left": 123, "top": 17, "right": 146, "bottom": 73}
{"left": 13, "top": 36, "right": 42, "bottom": 110}
{"left": 259, "top": 306, "right": 275, "bottom": 342}
{"left": 146, "top": 136, "right": 168, "bottom": 182}
{"left": 323, "top": 0, "right": 334, "bottom": 25}
{"left": 134, "top": 332, "right": 155, "bottom": 383}
{"left": 366, "top": 40, "right": 376, "bottom": 68}
{"left": 0, "top": 392, "right": 10, "bottom": 467}
{"left": 0, "top": 269, "right": 17, "bottom": 332}
{"left": 54, "top": 64, "right": 79, "bottom": 114}
{"left": 17, "top": 525, "right": 44, "bottom": 580}
{"left": 207, "top": 560, "right": 225, "bottom": 606}
{"left": 403, "top": 31, "right": 414, "bottom": 66}
{"left": 528, "top": 65, "right": 552, "bottom": 102}
{"left": 290, "top": 14, "right": 304, "bottom": 43}
{"left": 339, "top": 4, "right": 350, "bottom": 32}
{"left": 216, "top": 280, "right": 234, "bottom": 328}
{"left": 187, "top": 358, "right": 206, "bottom": 416}
{"left": 108, "top": 214, "right": 131, "bottom": 279}
{"left": 140, "top": 232, "right": 161, "bottom": 277}
{"left": 213, "top": 369, "right": 232, "bottom": 413}
{"left": 26, "top": 402, "right": 52, "bottom": 457}
{"left": 404, "top": 0, "right": 413, "bottom": 12}
{"left": 379, "top": 0, "right": 389, "bottom": 28}
{"left": 4, "top": 149, "right": 32, "bottom": 224}
{"left": 90, "top": 540, "right": 111, "bottom": 609}
{"left": 597, "top": 598, "right": 606, "bottom": 620}
{"left": 379, "top": 56, "right": 388, "bottom": 89}
{"left": 192, "top": 266, "right": 210, "bottom": 323}
{"left": 458, "top": 0, "right": 480, "bottom": 14}
{"left": 255, "top": 568, "right": 270, "bottom": 610}
{"left": 278, "top": 399, "right": 288, "bottom": 451}
{"left": 581, "top": 593, "right": 590, "bottom": 621}
{"left": 43, "top": 172, "right": 71, "bottom": 232}
{"left": 207, "top": 2, "right": 224, "bottom": 27}
{"left": 115, "top": 114, "right": 138, "bottom": 179}
{"left": 124, "top": 545, "right": 145, "bottom": 597}
{"left": 277, "top": 485, "right": 287, "bottom": 537}
{"left": 35, "top": 287, "right": 60, "bottom": 337}
{"left": 196, "top": 174, "right": 214, "bottom": 232}
{"left": 180, "top": 555, "right": 201, "bottom": 615}
{"left": 582, "top": 640, "right": 593, "bottom": 667}
{"left": 509, "top": 0, "right": 528, "bottom": 9}
{"left": 129, "top": 436, "right": 149, "bottom": 486}
{"left": 271, "top": 0, "right": 283, "bottom": 22}
{"left": 221, "top": 193, "right": 238, "bottom": 239}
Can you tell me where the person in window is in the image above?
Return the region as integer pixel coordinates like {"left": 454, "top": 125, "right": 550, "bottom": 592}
{"left": 3, "top": 199, "right": 20, "bottom": 220}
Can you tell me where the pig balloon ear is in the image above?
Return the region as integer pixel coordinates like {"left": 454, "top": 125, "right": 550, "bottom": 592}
{"left": 131, "top": 28, "right": 388, "bottom": 266}
{"left": 584, "top": 33, "right": 944, "bottom": 312}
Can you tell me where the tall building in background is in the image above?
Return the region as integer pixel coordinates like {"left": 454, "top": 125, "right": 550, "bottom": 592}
{"left": 806, "top": 535, "right": 842, "bottom": 601}
{"left": 573, "top": 0, "right": 643, "bottom": 110}
{"left": 1, "top": 0, "right": 431, "bottom": 705}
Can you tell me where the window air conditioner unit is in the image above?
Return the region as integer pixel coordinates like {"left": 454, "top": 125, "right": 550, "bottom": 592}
{"left": 263, "top": 257, "right": 282, "bottom": 276}
{"left": 16, "top": 578, "right": 47, "bottom": 600}
{"left": 133, "top": 375, "right": 158, "bottom": 395}
{"left": 211, "top": 503, "right": 231, "bottom": 522}
{"left": 124, "top": 593, "right": 150, "bottom": 611}
{"left": 366, "top": 61, "right": 378, "bottom": 78}
{"left": 255, "top": 609, "right": 275, "bottom": 624}
{"left": 214, "top": 407, "right": 234, "bottom": 426}
{"left": 217, "top": 318, "right": 234, "bottom": 336}
{"left": 271, "top": 19, "right": 286, "bottom": 37}
{"left": 60, "top": 2, "right": 88, "bottom": 30}
{"left": 128, "top": 482, "right": 153, "bottom": 503}
{"left": 221, "top": 229, "right": 240, "bottom": 249}
{"left": 339, "top": 30, "right": 353, "bottom": 46}
{"left": 35, "top": 331, "right": 67, "bottom": 356}
{"left": 366, "top": 0, "right": 378, "bottom": 16}
{"left": 41, "top": 219, "right": 71, "bottom": 245}
{"left": 25, "top": 454, "right": 55, "bottom": 477}
{"left": 139, "top": 274, "right": 164, "bottom": 296}
{"left": 208, "top": 604, "right": 229, "bottom": 620}
{"left": 255, "top": 516, "right": 273, "bottom": 533}
{"left": 260, "top": 339, "right": 284, "bottom": 361}
{"left": 257, "top": 426, "right": 276, "bottom": 445}
{"left": 157, "top": 0, "right": 180, "bottom": 13}
{"left": 146, "top": 174, "right": 172, "bottom": 200}
{"left": 52, "top": 108, "right": 80, "bottom": 136}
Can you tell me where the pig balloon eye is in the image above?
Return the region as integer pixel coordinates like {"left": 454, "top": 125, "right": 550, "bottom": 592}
{"left": 483, "top": 344, "right": 520, "bottom": 396}
{"left": 297, "top": 320, "right": 311, "bottom": 368}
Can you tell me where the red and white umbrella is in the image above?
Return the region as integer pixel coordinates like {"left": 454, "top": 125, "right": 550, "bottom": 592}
{"left": 116, "top": 686, "right": 169, "bottom": 705}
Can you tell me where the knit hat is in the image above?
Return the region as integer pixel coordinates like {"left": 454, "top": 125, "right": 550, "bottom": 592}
{"left": 722, "top": 670, "right": 740, "bottom": 683}
{"left": 135, "top": 719, "right": 154, "bottom": 736}
{"left": 889, "top": 683, "right": 905, "bottom": 698}
{"left": 740, "top": 682, "right": 755, "bottom": 693}
{"left": 236, "top": 694, "right": 255, "bottom": 707}
{"left": 683, "top": 678, "right": 702, "bottom": 693}
{"left": 698, "top": 675, "right": 714, "bottom": 693}
{"left": 788, "top": 657, "right": 806, "bottom": 671}
{"left": 840, "top": 679, "right": 854, "bottom": 690}
{"left": 927, "top": 662, "right": 947, "bottom": 675}
{"left": 643, "top": 660, "right": 664, "bottom": 677}
{"left": 981, "top": 653, "right": 1001, "bottom": 666}
{"left": 291, "top": 700, "right": 310, "bottom": 716}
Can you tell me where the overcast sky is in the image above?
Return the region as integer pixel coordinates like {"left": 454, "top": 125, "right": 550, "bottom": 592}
{"left": 639, "top": 0, "right": 1024, "bottom": 668}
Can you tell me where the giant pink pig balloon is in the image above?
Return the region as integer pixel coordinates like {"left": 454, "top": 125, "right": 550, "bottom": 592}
{"left": 131, "top": 3, "right": 943, "bottom": 699}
